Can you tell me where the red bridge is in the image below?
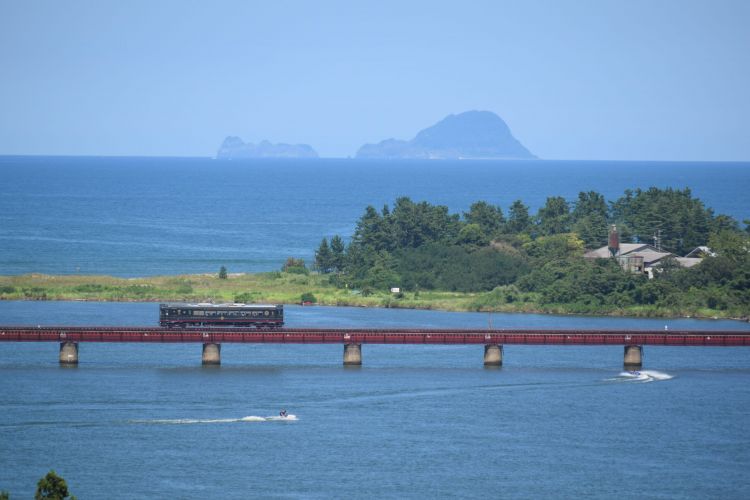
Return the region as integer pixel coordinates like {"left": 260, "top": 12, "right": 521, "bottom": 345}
{"left": 2, "top": 326, "right": 749, "bottom": 367}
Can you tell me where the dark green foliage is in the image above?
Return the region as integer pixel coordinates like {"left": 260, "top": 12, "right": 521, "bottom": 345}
{"left": 536, "top": 196, "right": 571, "bottom": 236}
{"left": 234, "top": 291, "right": 260, "bottom": 303}
{"left": 330, "top": 235, "right": 346, "bottom": 272}
{"left": 395, "top": 244, "right": 528, "bottom": 292}
{"left": 455, "top": 223, "right": 488, "bottom": 248}
{"left": 1, "top": 491, "right": 9, "bottom": 500}
{"left": 314, "top": 238, "right": 333, "bottom": 273}
{"left": 35, "top": 470, "right": 75, "bottom": 500}
{"left": 72, "top": 284, "right": 107, "bottom": 293}
{"left": 300, "top": 292, "right": 317, "bottom": 303}
{"left": 317, "top": 190, "right": 748, "bottom": 314}
{"left": 610, "top": 187, "right": 728, "bottom": 255}
{"left": 506, "top": 200, "right": 532, "bottom": 234}
{"left": 389, "top": 197, "right": 460, "bottom": 249}
{"left": 218, "top": 266, "right": 228, "bottom": 279}
{"left": 571, "top": 191, "right": 609, "bottom": 248}
{"left": 0, "top": 285, "right": 16, "bottom": 294}
{"left": 464, "top": 201, "right": 504, "bottom": 238}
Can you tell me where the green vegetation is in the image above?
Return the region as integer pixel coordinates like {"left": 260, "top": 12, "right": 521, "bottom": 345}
{"left": 312, "top": 188, "right": 750, "bottom": 318}
{"left": 1, "top": 187, "right": 748, "bottom": 320}
{"left": 35, "top": 470, "right": 76, "bottom": 500}
{"left": 218, "top": 266, "right": 228, "bottom": 279}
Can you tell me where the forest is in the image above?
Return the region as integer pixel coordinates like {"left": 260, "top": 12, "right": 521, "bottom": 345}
{"left": 314, "top": 188, "right": 750, "bottom": 316}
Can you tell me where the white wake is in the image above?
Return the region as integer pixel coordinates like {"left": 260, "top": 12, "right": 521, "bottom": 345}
{"left": 133, "top": 415, "right": 298, "bottom": 424}
{"left": 615, "top": 370, "right": 674, "bottom": 383}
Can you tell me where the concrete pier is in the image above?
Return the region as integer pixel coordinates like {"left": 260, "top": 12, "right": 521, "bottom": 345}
{"left": 624, "top": 345, "right": 643, "bottom": 369}
{"left": 59, "top": 341, "right": 79, "bottom": 365}
{"left": 484, "top": 344, "right": 503, "bottom": 366}
{"left": 202, "top": 343, "right": 221, "bottom": 365}
{"left": 343, "top": 343, "right": 362, "bottom": 366}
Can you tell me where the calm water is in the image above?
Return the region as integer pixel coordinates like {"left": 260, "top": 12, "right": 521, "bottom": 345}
{"left": 1, "top": 302, "right": 750, "bottom": 498}
{"left": 1, "top": 156, "right": 749, "bottom": 276}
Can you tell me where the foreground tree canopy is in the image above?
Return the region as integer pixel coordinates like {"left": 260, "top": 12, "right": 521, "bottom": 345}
{"left": 35, "top": 470, "right": 76, "bottom": 500}
{"left": 313, "top": 188, "right": 750, "bottom": 315}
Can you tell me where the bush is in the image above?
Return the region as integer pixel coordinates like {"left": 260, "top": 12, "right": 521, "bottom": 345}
{"left": 0, "top": 285, "right": 15, "bottom": 294}
{"left": 282, "top": 257, "right": 309, "bottom": 274}
{"left": 72, "top": 284, "right": 107, "bottom": 293}
{"left": 234, "top": 291, "right": 259, "bottom": 303}
{"left": 218, "top": 266, "right": 228, "bottom": 279}
{"left": 300, "top": 292, "right": 317, "bottom": 303}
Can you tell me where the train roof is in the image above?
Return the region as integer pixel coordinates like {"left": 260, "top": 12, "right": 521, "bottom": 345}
{"left": 160, "top": 302, "right": 282, "bottom": 309}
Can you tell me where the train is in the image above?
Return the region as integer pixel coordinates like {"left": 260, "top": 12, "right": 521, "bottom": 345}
{"left": 159, "top": 302, "right": 284, "bottom": 328}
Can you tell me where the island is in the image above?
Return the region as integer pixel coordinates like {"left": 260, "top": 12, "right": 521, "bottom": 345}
{"left": 356, "top": 110, "right": 536, "bottom": 159}
{"left": 216, "top": 136, "right": 319, "bottom": 159}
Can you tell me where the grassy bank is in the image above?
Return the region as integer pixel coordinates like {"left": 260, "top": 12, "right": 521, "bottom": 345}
{"left": 0, "top": 272, "right": 746, "bottom": 321}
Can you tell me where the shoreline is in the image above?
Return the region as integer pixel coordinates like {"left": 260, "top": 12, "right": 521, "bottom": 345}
{"left": 1, "top": 272, "right": 747, "bottom": 322}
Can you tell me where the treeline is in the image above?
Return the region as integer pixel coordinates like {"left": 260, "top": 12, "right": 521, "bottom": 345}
{"left": 312, "top": 188, "right": 750, "bottom": 315}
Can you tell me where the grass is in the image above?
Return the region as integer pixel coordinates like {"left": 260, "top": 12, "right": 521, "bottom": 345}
{"left": 0, "top": 272, "right": 745, "bottom": 320}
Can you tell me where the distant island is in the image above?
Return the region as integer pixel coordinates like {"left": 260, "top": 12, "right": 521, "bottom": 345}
{"left": 356, "top": 110, "right": 535, "bottom": 160}
{"left": 216, "top": 136, "right": 318, "bottom": 159}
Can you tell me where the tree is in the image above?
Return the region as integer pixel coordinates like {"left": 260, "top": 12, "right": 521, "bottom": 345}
{"left": 464, "top": 201, "right": 504, "bottom": 238}
{"left": 35, "top": 470, "right": 76, "bottom": 500}
{"left": 218, "top": 266, "right": 228, "bottom": 279}
{"left": 455, "top": 223, "right": 487, "bottom": 248}
{"left": 314, "top": 238, "right": 333, "bottom": 273}
{"left": 571, "top": 191, "right": 608, "bottom": 248}
{"left": 537, "top": 196, "right": 571, "bottom": 236}
{"left": 329, "top": 235, "right": 346, "bottom": 272}
{"left": 506, "top": 200, "right": 532, "bottom": 234}
{"left": 609, "top": 187, "right": 725, "bottom": 254}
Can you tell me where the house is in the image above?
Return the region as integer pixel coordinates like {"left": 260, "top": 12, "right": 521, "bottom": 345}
{"left": 585, "top": 241, "right": 706, "bottom": 278}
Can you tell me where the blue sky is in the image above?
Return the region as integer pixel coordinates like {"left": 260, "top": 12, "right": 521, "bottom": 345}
{"left": 1, "top": 0, "right": 748, "bottom": 160}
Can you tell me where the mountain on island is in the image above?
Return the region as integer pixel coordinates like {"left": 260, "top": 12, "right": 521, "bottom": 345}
{"left": 216, "top": 136, "right": 318, "bottom": 159}
{"left": 356, "top": 110, "right": 535, "bottom": 160}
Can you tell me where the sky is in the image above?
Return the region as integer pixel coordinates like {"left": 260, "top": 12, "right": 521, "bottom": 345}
{"left": 0, "top": 0, "right": 748, "bottom": 160}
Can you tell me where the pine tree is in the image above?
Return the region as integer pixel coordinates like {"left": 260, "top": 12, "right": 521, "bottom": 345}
{"left": 315, "top": 238, "right": 333, "bottom": 273}
{"left": 330, "top": 235, "right": 346, "bottom": 272}
{"left": 507, "top": 200, "right": 532, "bottom": 234}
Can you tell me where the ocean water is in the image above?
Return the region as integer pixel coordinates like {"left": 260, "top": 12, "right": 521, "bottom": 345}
{"left": 2, "top": 157, "right": 750, "bottom": 498}
{"left": 1, "top": 156, "right": 749, "bottom": 276}
{"left": 1, "top": 302, "right": 750, "bottom": 499}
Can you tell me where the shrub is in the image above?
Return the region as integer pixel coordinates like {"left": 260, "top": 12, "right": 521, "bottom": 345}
{"left": 300, "top": 292, "right": 317, "bottom": 303}
{"left": 282, "top": 257, "right": 309, "bottom": 275}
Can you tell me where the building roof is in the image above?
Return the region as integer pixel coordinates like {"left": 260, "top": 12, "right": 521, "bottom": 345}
{"left": 584, "top": 243, "right": 657, "bottom": 259}
{"left": 684, "top": 246, "right": 715, "bottom": 258}
{"left": 631, "top": 250, "right": 674, "bottom": 266}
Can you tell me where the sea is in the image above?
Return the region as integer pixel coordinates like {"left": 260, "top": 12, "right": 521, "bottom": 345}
{"left": 1, "top": 156, "right": 750, "bottom": 498}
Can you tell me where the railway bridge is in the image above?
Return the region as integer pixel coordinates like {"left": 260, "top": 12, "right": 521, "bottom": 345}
{"left": 2, "top": 326, "right": 750, "bottom": 368}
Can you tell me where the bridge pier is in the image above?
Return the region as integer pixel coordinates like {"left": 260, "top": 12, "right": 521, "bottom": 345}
{"left": 59, "top": 341, "right": 79, "bottom": 365}
{"left": 484, "top": 344, "right": 503, "bottom": 366}
{"left": 343, "top": 343, "right": 362, "bottom": 366}
{"left": 624, "top": 345, "right": 643, "bottom": 370}
{"left": 202, "top": 343, "right": 221, "bottom": 365}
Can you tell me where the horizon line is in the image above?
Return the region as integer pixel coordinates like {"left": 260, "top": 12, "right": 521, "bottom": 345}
{"left": 1, "top": 153, "right": 749, "bottom": 164}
